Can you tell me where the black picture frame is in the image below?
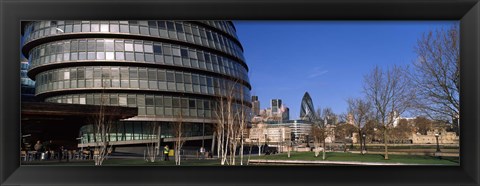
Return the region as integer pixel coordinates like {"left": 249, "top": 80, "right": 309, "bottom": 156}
{"left": 1, "top": 0, "right": 479, "bottom": 185}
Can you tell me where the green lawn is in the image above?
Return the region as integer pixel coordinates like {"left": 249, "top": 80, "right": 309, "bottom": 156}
{"left": 23, "top": 158, "right": 222, "bottom": 166}
{"left": 22, "top": 152, "right": 459, "bottom": 166}
{"left": 250, "top": 152, "right": 459, "bottom": 165}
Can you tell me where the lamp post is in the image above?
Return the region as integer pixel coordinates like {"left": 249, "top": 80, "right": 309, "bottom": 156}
{"left": 435, "top": 133, "right": 441, "bottom": 153}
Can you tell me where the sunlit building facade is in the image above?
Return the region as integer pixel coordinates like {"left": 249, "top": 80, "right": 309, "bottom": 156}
{"left": 21, "top": 21, "right": 251, "bottom": 147}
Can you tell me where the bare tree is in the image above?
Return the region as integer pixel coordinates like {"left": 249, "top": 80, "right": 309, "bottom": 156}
{"left": 91, "top": 75, "right": 115, "bottom": 166}
{"left": 145, "top": 122, "right": 161, "bottom": 163}
{"left": 363, "top": 65, "right": 415, "bottom": 159}
{"left": 173, "top": 110, "right": 186, "bottom": 165}
{"left": 412, "top": 25, "right": 460, "bottom": 134}
{"left": 312, "top": 107, "right": 336, "bottom": 160}
{"left": 389, "top": 119, "right": 413, "bottom": 143}
{"left": 334, "top": 122, "right": 357, "bottom": 152}
{"left": 346, "top": 98, "right": 372, "bottom": 154}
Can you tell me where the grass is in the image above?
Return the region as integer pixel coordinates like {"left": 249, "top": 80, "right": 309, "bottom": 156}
{"left": 23, "top": 158, "right": 222, "bottom": 166}
{"left": 250, "top": 152, "right": 459, "bottom": 165}
{"left": 22, "top": 152, "right": 459, "bottom": 166}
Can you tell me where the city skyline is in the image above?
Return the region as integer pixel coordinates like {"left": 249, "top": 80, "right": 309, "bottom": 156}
{"left": 235, "top": 21, "right": 457, "bottom": 118}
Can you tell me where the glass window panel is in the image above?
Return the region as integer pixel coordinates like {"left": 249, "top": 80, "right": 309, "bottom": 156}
{"left": 82, "top": 24, "right": 90, "bottom": 32}
{"left": 129, "top": 68, "right": 138, "bottom": 79}
{"left": 166, "top": 71, "right": 174, "bottom": 82}
{"left": 115, "top": 52, "right": 124, "bottom": 60}
{"left": 100, "top": 24, "right": 109, "bottom": 32}
{"left": 163, "top": 46, "right": 171, "bottom": 55}
{"left": 144, "top": 45, "right": 153, "bottom": 53}
{"left": 189, "top": 100, "right": 196, "bottom": 108}
{"left": 91, "top": 24, "right": 100, "bottom": 32}
{"left": 164, "top": 97, "right": 172, "bottom": 107}
{"left": 96, "top": 52, "right": 105, "bottom": 60}
{"left": 134, "top": 44, "right": 143, "bottom": 52}
{"left": 87, "top": 41, "right": 95, "bottom": 51}
{"left": 175, "top": 72, "right": 183, "bottom": 83}
{"left": 148, "top": 21, "right": 157, "bottom": 27}
{"left": 138, "top": 69, "right": 147, "bottom": 80}
{"left": 157, "top": 21, "right": 166, "bottom": 29}
{"left": 105, "top": 41, "right": 114, "bottom": 51}
{"left": 130, "top": 26, "right": 139, "bottom": 34}
{"left": 172, "top": 48, "right": 180, "bottom": 56}
{"left": 125, "top": 52, "right": 134, "bottom": 61}
{"left": 115, "top": 42, "right": 124, "bottom": 51}
{"left": 125, "top": 43, "right": 134, "bottom": 51}
{"left": 175, "top": 23, "right": 183, "bottom": 32}
{"left": 148, "top": 70, "right": 156, "bottom": 80}
{"left": 153, "top": 45, "right": 162, "bottom": 54}
{"left": 140, "top": 26, "right": 149, "bottom": 35}
{"left": 119, "top": 96, "right": 127, "bottom": 106}
{"left": 181, "top": 49, "right": 188, "bottom": 58}
{"left": 79, "top": 41, "right": 87, "bottom": 51}
{"left": 145, "top": 54, "right": 154, "bottom": 62}
{"left": 110, "top": 24, "right": 119, "bottom": 32}
{"left": 106, "top": 52, "right": 114, "bottom": 60}
{"left": 120, "top": 25, "right": 129, "bottom": 33}
{"left": 158, "top": 70, "right": 166, "bottom": 81}
{"left": 172, "top": 98, "right": 180, "bottom": 107}
{"left": 88, "top": 52, "right": 96, "bottom": 59}
{"left": 96, "top": 40, "right": 105, "bottom": 51}
{"left": 135, "top": 53, "right": 144, "bottom": 61}
{"left": 166, "top": 21, "right": 175, "bottom": 31}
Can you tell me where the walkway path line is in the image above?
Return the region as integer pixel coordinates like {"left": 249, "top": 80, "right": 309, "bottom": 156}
{"left": 248, "top": 159, "right": 445, "bottom": 166}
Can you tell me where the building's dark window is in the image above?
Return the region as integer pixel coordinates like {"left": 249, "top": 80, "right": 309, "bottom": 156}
{"left": 148, "top": 21, "right": 157, "bottom": 28}
{"left": 166, "top": 71, "right": 174, "bottom": 82}
{"left": 153, "top": 45, "right": 162, "bottom": 54}
{"left": 175, "top": 23, "right": 184, "bottom": 32}
{"left": 157, "top": 21, "right": 166, "bottom": 29}
{"left": 189, "top": 100, "right": 196, "bottom": 108}
{"left": 175, "top": 72, "right": 183, "bottom": 83}
{"left": 172, "top": 98, "right": 180, "bottom": 107}
{"left": 166, "top": 21, "right": 175, "bottom": 31}
{"left": 180, "top": 49, "right": 188, "bottom": 58}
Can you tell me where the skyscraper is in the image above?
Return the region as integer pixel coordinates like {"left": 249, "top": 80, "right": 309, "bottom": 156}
{"left": 251, "top": 95, "right": 260, "bottom": 116}
{"left": 21, "top": 21, "right": 251, "bottom": 147}
{"left": 271, "top": 99, "right": 282, "bottom": 113}
{"left": 300, "top": 92, "right": 315, "bottom": 122}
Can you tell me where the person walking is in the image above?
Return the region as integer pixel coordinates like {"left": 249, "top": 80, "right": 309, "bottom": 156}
{"left": 163, "top": 145, "right": 169, "bottom": 161}
{"left": 33, "top": 140, "right": 43, "bottom": 160}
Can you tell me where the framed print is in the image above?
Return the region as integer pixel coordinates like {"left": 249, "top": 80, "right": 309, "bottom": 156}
{"left": 1, "top": 0, "right": 479, "bottom": 185}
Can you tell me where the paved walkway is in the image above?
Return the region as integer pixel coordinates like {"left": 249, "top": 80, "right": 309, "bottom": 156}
{"left": 247, "top": 159, "right": 445, "bottom": 166}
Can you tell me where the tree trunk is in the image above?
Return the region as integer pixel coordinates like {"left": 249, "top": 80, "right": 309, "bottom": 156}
{"left": 322, "top": 140, "right": 326, "bottom": 160}
{"left": 384, "top": 128, "right": 389, "bottom": 160}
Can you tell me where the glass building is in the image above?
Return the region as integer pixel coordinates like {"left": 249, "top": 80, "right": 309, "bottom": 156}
{"left": 21, "top": 21, "right": 251, "bottom": 147}
{"left": 20, "top": 57, "right": 35, "bottom": 96}
{"left": 299, "top": 92, "right": 315, "bottom": 122}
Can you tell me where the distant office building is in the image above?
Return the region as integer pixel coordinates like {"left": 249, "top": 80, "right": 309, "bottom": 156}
{"left": 271, "top": 99, "right": 282, "bottom": 113}
{"left": 299, "top": 92, "right": 316, "bottom": 122}
{"left": 21, "top": 20, "right": 251, "bottom": 148}
{"left": 252, "top": 95, "right": 260, "bottom": 116}
{"left": 254, "top": 103, "right": 290, "bottom": 123}
{"left": 281, "top": 105, "right": 289, "bottom": 121}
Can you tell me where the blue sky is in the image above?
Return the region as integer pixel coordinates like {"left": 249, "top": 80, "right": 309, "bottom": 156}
{"left": 234, "top": 21, "right": 457, "bottom": 119}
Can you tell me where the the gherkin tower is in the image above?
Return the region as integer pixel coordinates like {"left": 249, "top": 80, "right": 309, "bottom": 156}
{"left": 299, "top": 92, "right": 315, "bottom": 122}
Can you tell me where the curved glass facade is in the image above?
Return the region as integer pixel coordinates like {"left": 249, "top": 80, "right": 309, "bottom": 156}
{"left": 22, "top": 20, "right": 251, "bottom": 145}
{"left": 299, "top": 92, "right": 316, "bottom": 122}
